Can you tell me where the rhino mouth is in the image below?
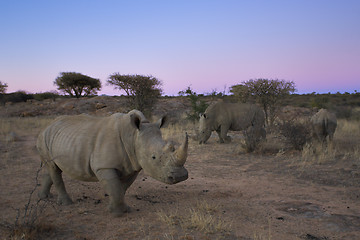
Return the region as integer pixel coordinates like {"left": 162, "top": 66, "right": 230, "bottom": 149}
{"left": 166, "top": 168, "right": 188, "bottom": 184}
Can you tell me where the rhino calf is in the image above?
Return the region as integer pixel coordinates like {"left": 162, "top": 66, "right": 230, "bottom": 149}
{"left": 198, "top": 102, "right": 265, "bottom": 144}
{"left": 36, "top": 110, "right": 188, "bottom": 217}
{"left": 310, "top": 108, "right": 337, "bottom": 143}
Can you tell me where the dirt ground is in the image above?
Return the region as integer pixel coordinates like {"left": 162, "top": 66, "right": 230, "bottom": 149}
{"left": 1, "top": 105, "right": 360, "bottom": 239}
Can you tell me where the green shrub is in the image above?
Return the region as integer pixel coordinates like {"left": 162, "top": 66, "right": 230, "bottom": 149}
{"left": 0, "top": 91, "right": 33, "bottom": 104}
{"left": 310, "top": 96, "right": 329, "bottom": 109}
{"left": 32, "top": 92, "right": 60, "bottom": 101}
{"left": 334, "top": 106, "right": 352, "bottom": 119}
{"left": 278, "top": 120, "right": 311, "bottom": 150}
{"left": 179, "top": 87, "right": 208, "bottom": 122}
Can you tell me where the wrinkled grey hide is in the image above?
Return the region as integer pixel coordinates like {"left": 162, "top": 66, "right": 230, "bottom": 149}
{"left": 37, "top": 110, "right": 188, "bottom": 217}
{"left": 198, "top": 102, "right": 265, "bottom": 144}
{"left": 310, "top": 108, "right": 337, "bottom": 143}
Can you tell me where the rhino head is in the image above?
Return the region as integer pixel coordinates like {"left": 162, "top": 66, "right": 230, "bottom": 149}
{"left": 198, "top": 113, "right": 212, "bottom": 144}
{"left": 131, "top": 114, "right": 188, "bottom": 184}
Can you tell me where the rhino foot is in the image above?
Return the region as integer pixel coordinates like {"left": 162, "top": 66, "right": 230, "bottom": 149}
{"left": 57, "top": 195, "right": 73, "bottom": 205}
{"left": 38, "top": 191, "right": 53, "bottom": 200}
{"left": 218, "top": 136, "right": 231, "bottom": 143}
{"left": 109, "top": 204, "right": 131, "bottom": 217}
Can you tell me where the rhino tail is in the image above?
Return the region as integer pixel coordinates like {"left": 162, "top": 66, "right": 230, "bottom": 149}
{"left": 323, "top": 117, "right": 329, "bottom": 136}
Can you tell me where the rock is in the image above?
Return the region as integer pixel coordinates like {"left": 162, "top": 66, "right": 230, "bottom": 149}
{"left": 95, "top": 102, "right": 107, "bottom": 109}
{"left": 6, "top": 132, "right": 20, "bottom": 142}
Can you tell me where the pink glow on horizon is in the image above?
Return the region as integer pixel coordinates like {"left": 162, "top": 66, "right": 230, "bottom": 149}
{"left": 1, "top": 1, "right": 359, "bottom": 96}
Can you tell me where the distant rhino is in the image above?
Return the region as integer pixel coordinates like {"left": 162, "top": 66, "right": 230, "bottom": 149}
{"left": 37, "top": 110, "right": 188, "bottom": 217}
{"left": 198, "top": 102, "right": 265, "bottom": 144}
{"left": 310, "top": 108, "right": 337, "bottom": 143}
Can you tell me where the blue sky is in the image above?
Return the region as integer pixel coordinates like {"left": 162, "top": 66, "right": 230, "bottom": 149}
{"left": 1, "top": 0, "right": 359, "bottom": 96}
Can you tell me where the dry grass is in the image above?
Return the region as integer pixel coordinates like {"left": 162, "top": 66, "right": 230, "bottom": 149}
{"left": 1, "top": 112, "right": 360, "bottom": 239}
{"left": 1, "top": 166, "right": 55, "bottom": 240}
{"left": 300, "top": 119, "right": 360, "bottom": 165}
{"left": 0, "top": 117, "right": 53, "bottom": 137}
{"left": 336, "top": 119, "right": 360, "bottom": 136}
{"left": 335, "top": 119, "right": 360, "bottom": 146}
{"left": 6, "top": 203, "right": 54, "bottom": 240}
{"left": 0, "top": 103, "right": 360, "bottom": 240}
{"left": 252, "top": 217, "right": 272, "bottom": 240}
{"left": 0, "top": 117, "right": 54, "bottom": 167}
{"left": 186, "top": 201, "right": 230, "bottom": 234}
{"left": 161, "top": 121, "right": 198, "bottom": 143}
{"left": 157, "top": 201, "right": 232, "bottom": 236}
{"left": 335, "top": 120, "right": 360, "bottom": 159}
{"left": 300, "top": 142, "right": 337, "bottom": 165}
{"left": 157, "top": 209, "right": 182, "bottom": 227}
{"left": 0, "top": 117, "right": 56, "bottom": 240}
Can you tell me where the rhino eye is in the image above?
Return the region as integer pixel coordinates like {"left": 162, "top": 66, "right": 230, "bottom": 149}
{"left": 152, "top": 155, "right": 156, "bottom": 160}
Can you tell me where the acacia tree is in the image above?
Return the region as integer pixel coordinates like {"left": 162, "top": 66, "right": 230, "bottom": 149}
{"left": 107, "top": 73, "right": 162, "bottom": 113}
{"left": 230, "top": 78, "right": 296, "bottom": 126}
{"left": 54, "top": 72, "right": 101, "bottom": 98}
{"left": 0, "top": 81, "right": 8, "bottom": 94}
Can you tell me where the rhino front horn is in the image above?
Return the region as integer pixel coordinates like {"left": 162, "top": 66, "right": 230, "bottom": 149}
{"left": 175, "top": 132, "right": 188, "bottom": 166}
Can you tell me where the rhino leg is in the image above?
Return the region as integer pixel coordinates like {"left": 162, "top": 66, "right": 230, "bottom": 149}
{"left": 97, "top": 169, "right": 132, "bottom": 217}
{"left": 38, "top": 172, "right": 53, "bottom": 199}
{"left": 122, "top": 171, "right": 139, "bottom": 191}
{"left": 47, "top": 164, "right": 73, "bottom": 205}
{"left": 216, "top": 129, "right": 224, "bottom": 143}
{"left": 218, "top": 124, "right": 231, "bottom": 143}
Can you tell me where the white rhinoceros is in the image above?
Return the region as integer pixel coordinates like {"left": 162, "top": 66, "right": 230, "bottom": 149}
{"left": 198, "top": 102, "right": 265, "bottom": 144}
{"left": 310, "top": 108, "right": 337, "bottom": 143}
{"left": 36, "top": 110, "right": 188, "bottom": 217}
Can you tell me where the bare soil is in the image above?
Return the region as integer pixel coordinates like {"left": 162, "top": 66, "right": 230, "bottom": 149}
{"left": 1, "top": 99, "right": 360, "bottom": 240}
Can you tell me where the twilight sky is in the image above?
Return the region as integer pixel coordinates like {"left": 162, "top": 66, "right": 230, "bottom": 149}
{"left": 1, "top": 0, "right": 359, "bottom": 96}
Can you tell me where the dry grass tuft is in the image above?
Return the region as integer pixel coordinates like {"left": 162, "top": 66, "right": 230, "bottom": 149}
{"left": 252, "top": 217, "right": 272, "bottom": 240}
{"left": 7, "top": 221, "right": 54, "bottom": 240}
{"left": 161, "top": 121, "right": 197, "bottom": 143}
{"left": 301, "top": 142, "right": 337, "bottom": 165}
{"left": 157, "top": 201, "right": 232, "bottom": 235}
{"left": 334, "top": 119, "right": 360, "bottom": 154}
{"left": 1, "top": 166, "right": 55, "bottom": 240}
{"left": 299, "top": 119, "right": 360, "bottom": 165}
{"left": 337, "top": 119, "right": 360, "bottom": 136}
{"left": 352, "top": 146, "right": 360, "bottom": 162}
{"left": 157, "top": 209, "right": 182, "bottom": 227}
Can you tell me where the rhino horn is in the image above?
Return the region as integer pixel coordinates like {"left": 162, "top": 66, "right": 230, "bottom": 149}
{"left": 175, "top": 132, "right": 188, "bottom": 166}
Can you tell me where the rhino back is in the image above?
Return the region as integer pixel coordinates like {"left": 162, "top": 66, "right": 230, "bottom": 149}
{"left": 37, "top": 113, "right": 134, "bottom": 181}
{"left": 206, "top": 102, "right": 263, "bottom": 131}
{"left": 229, "top": 103, "right": 264, "bottom": 130}
{"left": 311, "top": 109, "right": 337, "bottom": 125}
{"left": 311, "top": 109, "right": 337, "bottom": 137}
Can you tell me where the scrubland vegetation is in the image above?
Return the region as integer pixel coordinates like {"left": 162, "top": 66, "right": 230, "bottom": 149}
{"left": 1, "top": 93, "right": 360, "bottom": 239}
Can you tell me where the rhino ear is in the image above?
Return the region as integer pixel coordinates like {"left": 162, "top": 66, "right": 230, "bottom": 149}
{"left": 130, "top": 114, "right": 141, "bottom": 130}
{"left": 157, "top": 116, "right": 167, "bottom": 128}
{"left": 199, "top": 113, "right": 207, "bottom": 118}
